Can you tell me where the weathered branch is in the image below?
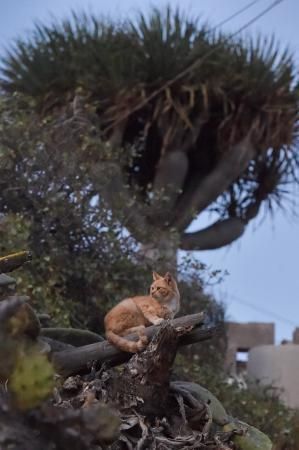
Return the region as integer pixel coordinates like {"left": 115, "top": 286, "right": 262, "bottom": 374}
{"left": 172, "top": 134, "right": 255, "bottom": 231}
{"left": 52, "top": 313, "right": 217, "bottom": 377}
{"left": 112, "top": 322, "right": 180, "bottom": 417}
{"left": 180, "top": 217, "right": 246, "bottom": 250}
{"left": 0, "top": 251, "right": 32, "bottom": 273}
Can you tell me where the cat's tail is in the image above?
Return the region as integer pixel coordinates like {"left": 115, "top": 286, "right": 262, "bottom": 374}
{"left": 106, "top": 330, "right": 147, "bottom": 353}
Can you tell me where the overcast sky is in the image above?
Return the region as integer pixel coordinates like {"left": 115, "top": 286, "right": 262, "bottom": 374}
{"left": 0, "top": 0, "right": 298, "bottom": 343}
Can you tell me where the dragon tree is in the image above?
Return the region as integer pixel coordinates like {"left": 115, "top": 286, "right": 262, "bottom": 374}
{"left": 1, "top": 8, "right": 298, "bottom": 268}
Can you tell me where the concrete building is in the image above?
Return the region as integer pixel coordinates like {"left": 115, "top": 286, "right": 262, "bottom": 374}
{"left": 225, "top": 321, "right": 275, "bottom": 373}
{"left": 292, "top": 327, "right": 299, "bottom": 344}
{"left": 248, "top": 344, "right": 299, "bottom": 409}
{"left": 225, "top": 322, "right": 299, "bottom": 408}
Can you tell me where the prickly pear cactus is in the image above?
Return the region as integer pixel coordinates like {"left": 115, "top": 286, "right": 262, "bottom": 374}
{"left": 171, "top": 381, "right": 229, "bottom": 426}
{"left": 223, "top": 419, "right": 273, "bottom": 450}
{"left": 9, "top": 348, "right": 55, "bottom": 410}
{"left": 40, "top": 327, "right": 104, "bottom": 346}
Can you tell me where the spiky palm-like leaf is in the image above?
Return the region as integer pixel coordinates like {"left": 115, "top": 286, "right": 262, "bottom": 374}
{"left": 1, "top": 7, "right": 298, "bottom": 253}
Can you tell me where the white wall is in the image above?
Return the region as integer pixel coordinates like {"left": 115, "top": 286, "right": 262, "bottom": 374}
{"left": 248, "top": 345, "right": 299, "bottom": 409}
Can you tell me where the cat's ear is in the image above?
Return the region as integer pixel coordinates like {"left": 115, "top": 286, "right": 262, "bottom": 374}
{"left": 153, "top": 271, "right": 161, "bottom": 281}
{"left": 164, "top": 272, "right": 173, "bottom": 285}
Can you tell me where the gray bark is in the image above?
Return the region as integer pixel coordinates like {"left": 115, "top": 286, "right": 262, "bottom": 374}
{"left": 180, "top": 217, "right": 246, "bottom": 251}
{"left": 172, "top": 134, "right": 255, "bottom": 231}
{"left": 149, "top": 150, "right": 189, "bottom": 226}
{"left": 138, "top": 231, "right": 179, "bottom": 272}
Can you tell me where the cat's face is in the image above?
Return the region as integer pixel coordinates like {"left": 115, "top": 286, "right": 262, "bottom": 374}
{"left": 150, "top": 272, "right": 177, "bottom": 302}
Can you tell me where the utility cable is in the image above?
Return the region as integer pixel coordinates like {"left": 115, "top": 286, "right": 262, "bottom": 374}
{"left": 106, "top": 0, "right": 286, "bottom": 132}
{"left": 227, "top": 292, "right": 297, "bottom": 328}
{"left": 213, "top": 0, "right": 264, "bottom": 30}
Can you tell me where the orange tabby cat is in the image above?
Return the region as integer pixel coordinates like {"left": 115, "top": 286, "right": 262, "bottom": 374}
{"left": 104, "top": 272, "right": 180, "bottom": 353}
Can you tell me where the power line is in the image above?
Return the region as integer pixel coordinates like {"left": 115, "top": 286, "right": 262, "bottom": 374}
{"left": 229, "top": 0, "right": 284, "bottom": 36}
{"left": 106, "top": 0, "right": 286, "bottom": 132}
{"left": 167, "top": 0, "right": 285, "bottom": 90}
{"left": 213, "top": 0, "right": 264, "bottom": 30}
{"left": 227, "top": 292, "right": 297, "bottom": 328}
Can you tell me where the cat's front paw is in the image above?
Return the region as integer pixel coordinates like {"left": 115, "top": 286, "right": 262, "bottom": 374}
{"left": 153, "top": 318, "right": 164, "bottom": 326}
{"left": 164, "top": 311, "right": 173, "bottom": 320}
{"left": 136, "top": 341, "right": 146, "bottom": 352}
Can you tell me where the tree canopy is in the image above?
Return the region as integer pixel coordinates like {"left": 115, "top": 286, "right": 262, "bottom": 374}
{"left": 1, "top": 8, "right": 298, "bottom": 258}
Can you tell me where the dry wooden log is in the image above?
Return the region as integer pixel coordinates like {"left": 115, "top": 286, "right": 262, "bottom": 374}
{"left": 110, "top": 322, "right": 180, "bottom": 417}
{"left": 52, "top": 313, "right": 220, "bottom": 377}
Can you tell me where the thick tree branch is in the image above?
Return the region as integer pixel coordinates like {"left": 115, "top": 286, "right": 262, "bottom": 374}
{"left": 180, "top": 217, "right": 246, "bottom": 251}
{"left": 244, "top": 200, "right": 262, "bottom": 222}
{"left": 149, "top": 150, "right": 189, "bottom": 226}
{"left": 89, "top": 124, "right": 154, "bottom": 242}
{"left": 91, "top": 158, "right": 152, "bottom": 242}
{"left": 0, "top": 251, "right": 32, "bottom": 273}
{"left": 51, "top": 313, "right": 217, "bottom": 377}
{"left": 148, "top": 117, "right": 204, "bottom": 227}
{"left": 172, "top": 134, "right": 255, "bottom": 231}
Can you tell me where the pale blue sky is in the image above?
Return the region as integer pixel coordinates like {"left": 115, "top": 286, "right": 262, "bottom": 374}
{"left": 0, "top": 0, "right": 298, "bottom": 343}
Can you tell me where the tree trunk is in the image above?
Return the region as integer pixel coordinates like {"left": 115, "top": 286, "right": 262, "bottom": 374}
{"left": 138, "top": 231, "right": 179, "bottom": 273}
